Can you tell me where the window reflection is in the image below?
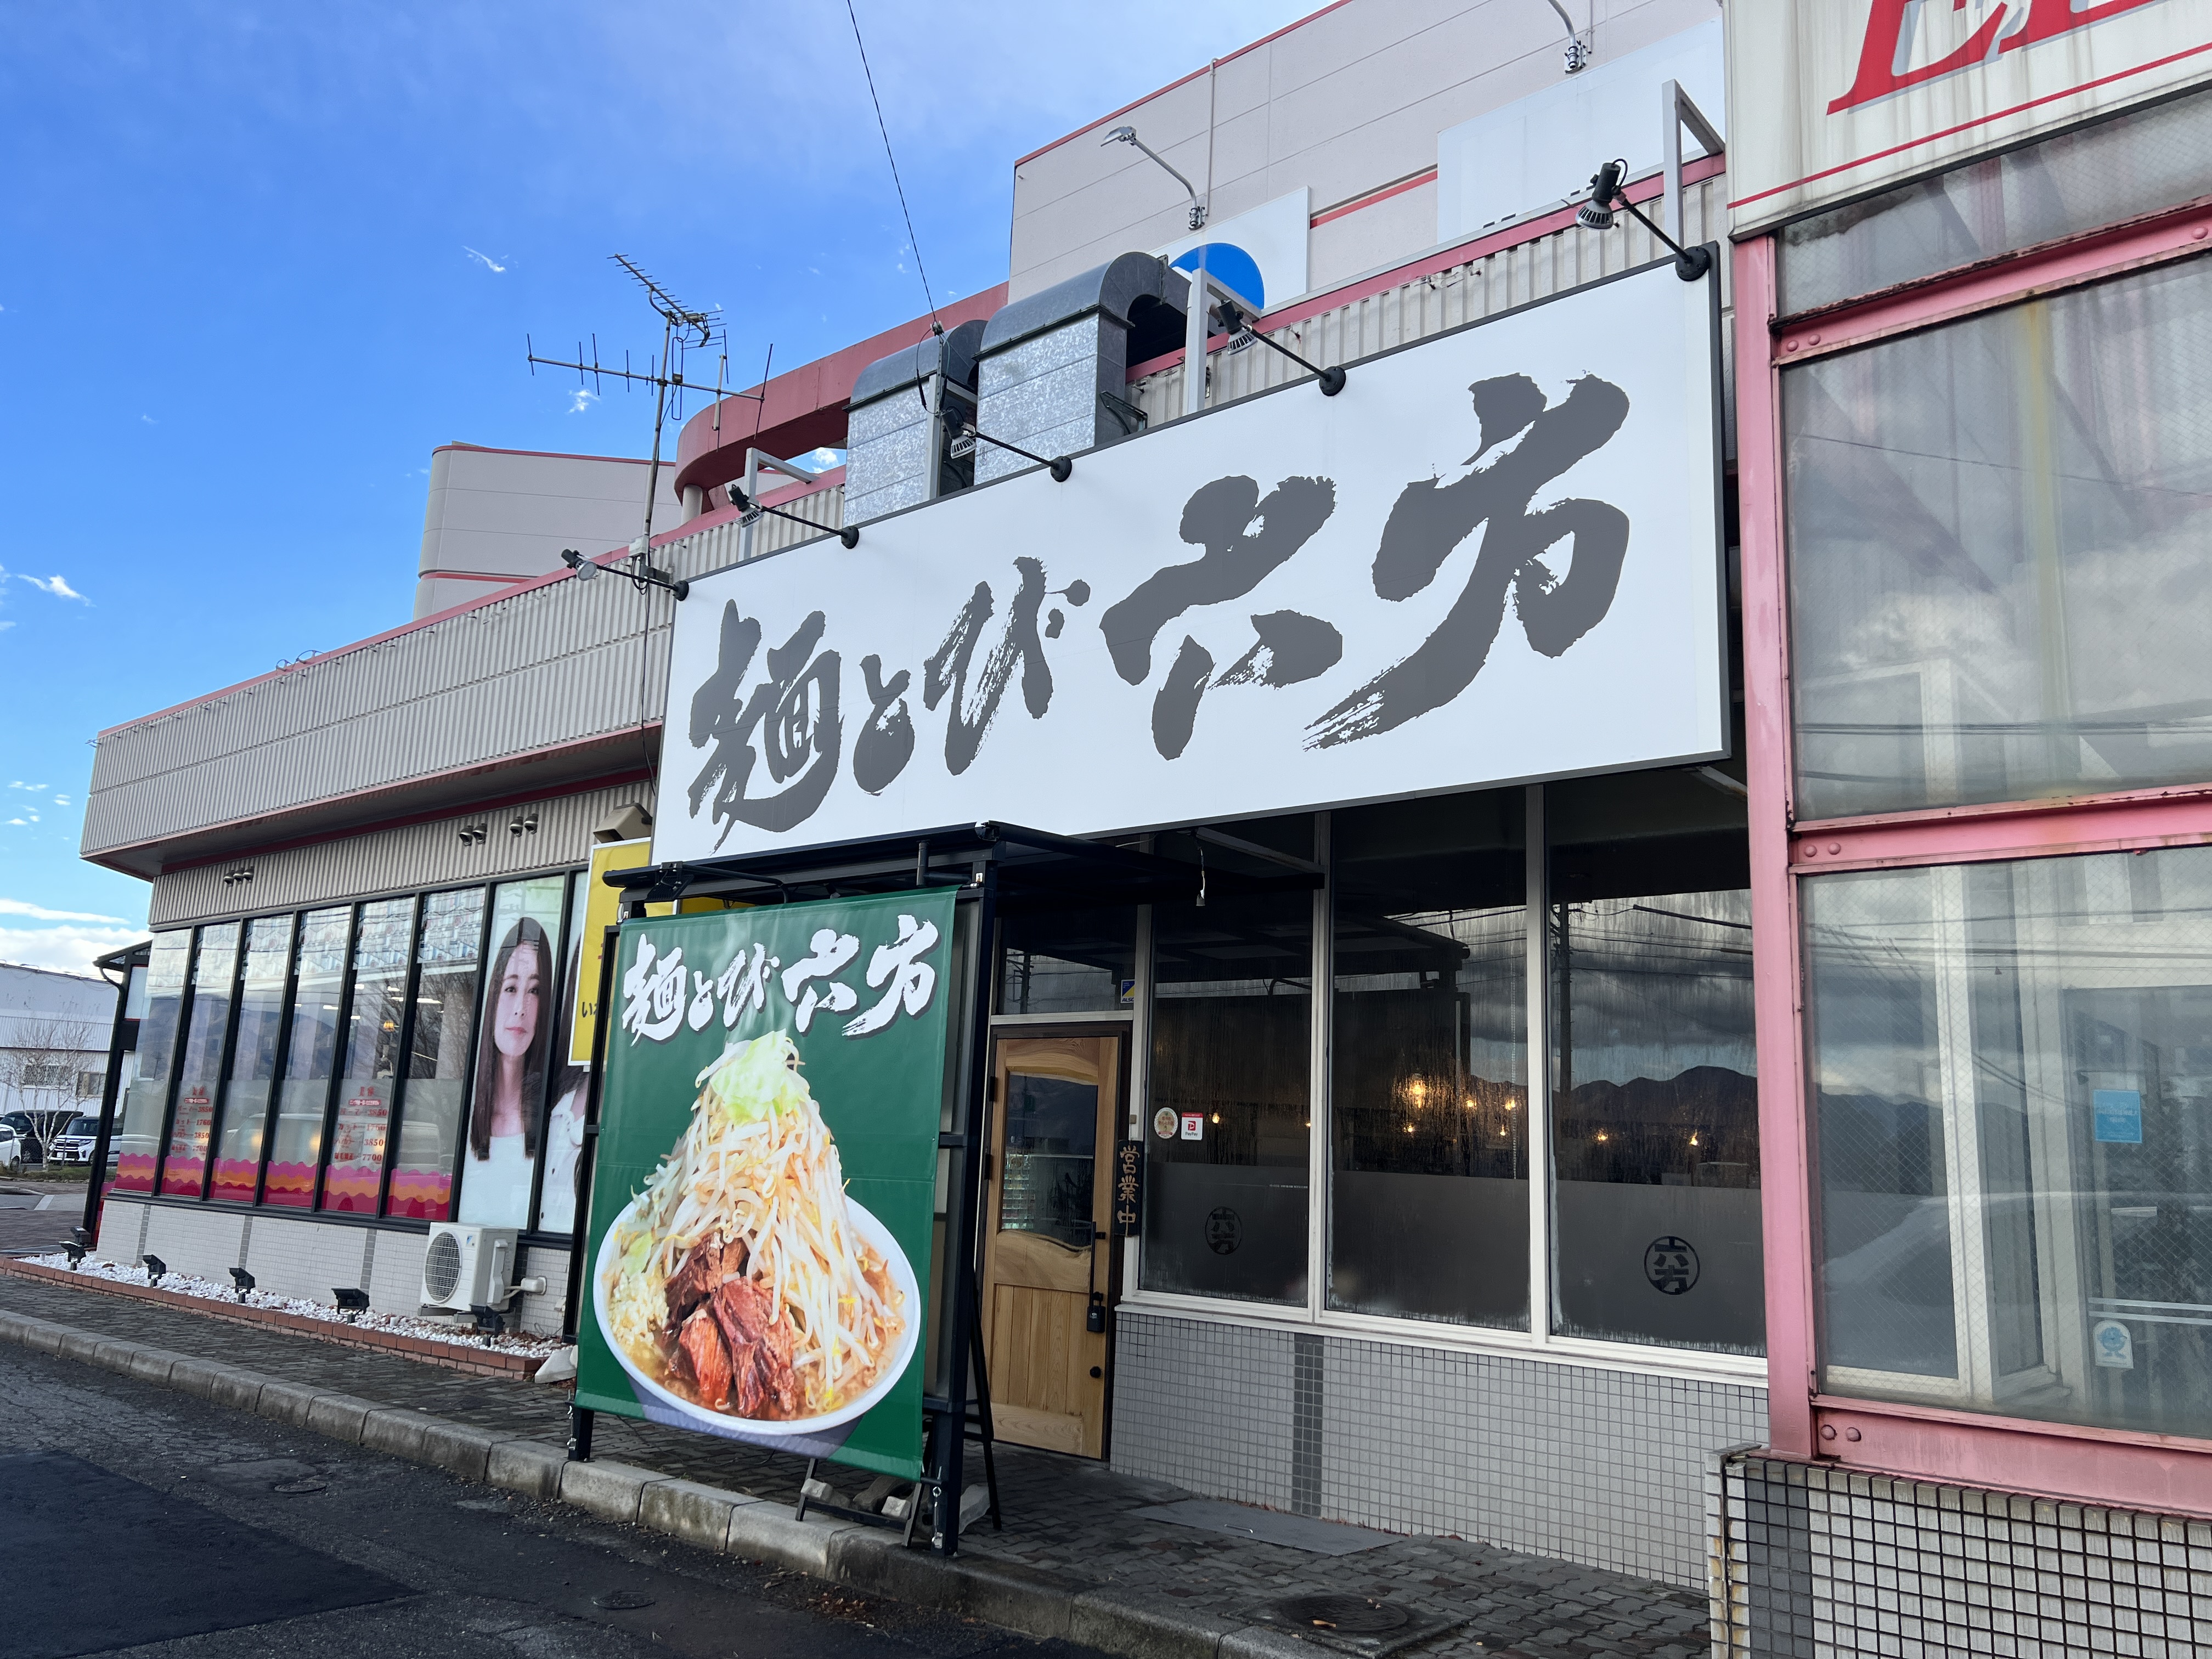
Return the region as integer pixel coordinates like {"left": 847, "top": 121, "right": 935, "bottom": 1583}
{"left": 1787, "top": 256, "right": 2212, "bottom": 817}
{"left": 1548, "top": 777, "right": 1760, "bottom": 1354}
{"left": 265, "top": 907, "right": 351, "bottom": 1209}
{"left": 322, "top": 898, "right": 413, "bottom": 1213}
{"left": 389, "top": 887, "right": 487, "bottom": 1221}
{"left": 534, "top": 867, "right": 594, "bottom": 1235}
{"left": 1330, "top": 790, "right": 1527, "bottom": 1329}
{"left": 1807, "top": 847, "right": 2212, "bottom": 1435}
{"left": 998, "top": 905, "right": 1136, "bottom": 1015}
{"left": 1143, "top": 820, "right": 1314, "bottom": 1306}
{"left": 160, "top": 923, "right": 240, "bottom": 1198}
{"left": 1779, "top": 89, "right": 2212, "bottom": 314}
{"left": 111, "top": 933, "right": 189, "bottom": 1194}
{"left": 210, "top": 917, "right": 291, "bottom": 1203}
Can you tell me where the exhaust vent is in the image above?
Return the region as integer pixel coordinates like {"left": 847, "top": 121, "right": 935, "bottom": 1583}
{"left": 973, "top": 253, "right": 1186, "bottom": 484}
{"left": 843, "top": 319, "right": 986, "bottom": 524}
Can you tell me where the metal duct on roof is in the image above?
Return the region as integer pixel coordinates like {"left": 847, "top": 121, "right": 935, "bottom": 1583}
{"left": 973, "top": 253, "right": 1186, "bottom": 483}
{"left": 843, "top": 318, "right": 986, "bottom": 524}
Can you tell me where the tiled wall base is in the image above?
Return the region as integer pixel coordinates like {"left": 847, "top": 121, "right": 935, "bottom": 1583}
{"left": 1712, "top": 1453, "right": 2212, "bottom": 1658}
{"left": 1110, "top": 1309, "right": 1767, "bottom": 1589}
{"left": 90, "top": 1198, "right": 504, "bottom": 1323}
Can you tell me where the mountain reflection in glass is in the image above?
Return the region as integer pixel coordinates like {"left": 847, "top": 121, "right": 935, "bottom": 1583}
{"left": 1547, "top": 776, "right": 1761, "bottom": 1354}
{"left": 1329, "top": 789, "right": 1529, "bottom": 1329}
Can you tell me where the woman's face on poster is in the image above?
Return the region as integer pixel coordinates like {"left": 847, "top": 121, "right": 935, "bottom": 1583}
{"left": 494, "top": 941, "right": 542, "bottom": 1061}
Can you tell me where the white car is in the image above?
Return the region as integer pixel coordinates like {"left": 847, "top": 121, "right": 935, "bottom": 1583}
{"left": 47, "top": 1114, "right": 103, "bottom": 1167}
{"left": 0, "top": 1124, "right": 21, "bottom": 1175}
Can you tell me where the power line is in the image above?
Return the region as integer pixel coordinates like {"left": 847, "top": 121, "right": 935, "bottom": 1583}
{"left": 844, "top": 0, "right": 941, "bottom": 332}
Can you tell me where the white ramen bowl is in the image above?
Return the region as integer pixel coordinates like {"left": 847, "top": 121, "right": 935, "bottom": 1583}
{"left": 594, "top": 1193, "right": 922, "bottom": 1438}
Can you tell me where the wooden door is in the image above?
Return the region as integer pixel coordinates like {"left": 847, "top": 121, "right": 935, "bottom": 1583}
{"left": 979, "top": 1034, "right": 1122, "bottom": 1457}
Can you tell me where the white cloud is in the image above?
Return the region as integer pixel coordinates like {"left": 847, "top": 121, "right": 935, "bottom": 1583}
{"left": 6, "top": 818, "right": 26, "bottom": 826}
{"left": 51, "top": 795, "right": 69, "bottom": 806}
{"left": 14, "top": 573, "right": 88, "bottom": 602}
{"left": 0, "top": 898, "right": 127, "bottom": 924}
{"left": 463, "top": 245, "right": 508, "bottom": 274}
{"left": 8, "top": 782, "right": 49, "bottom": 791}
{"left": 569, "top": 387, "right": 597, "bottom": 415}
{"left": 140, "top": 414, "right": 157, "bottom": 425}
{"left": 0, "top": 923, "right": 143, "bottom": 975}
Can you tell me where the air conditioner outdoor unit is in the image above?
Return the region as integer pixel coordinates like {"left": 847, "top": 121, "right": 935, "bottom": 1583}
{"left": 420, "top": 1223, "right": 521, "bottom": 1312}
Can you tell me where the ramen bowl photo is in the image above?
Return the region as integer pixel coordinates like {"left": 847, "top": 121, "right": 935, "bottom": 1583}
{"left": 593, "top": 1031, "right": 921, "bottom": 1438}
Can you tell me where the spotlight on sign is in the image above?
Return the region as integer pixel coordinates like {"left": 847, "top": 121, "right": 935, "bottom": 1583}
{"left": 471, "top": 1304, "right": 506, "bottom": 1336}
{"left": 1576, "top": 159, "right": 1711, "bottom": 281}
{"left": 142, "top": 1254, "right": 167, "bottom": 1285}
{"left": 1211, "top": 299, "right": 1346, "bottom": 396}
{"left": 562, "top": 546, "right": 689, "bottom": 601}
{"left": 727, "top": 490, "right": 861, "bottom": 551}
{"left": 229, "top": 1267, "right": 256, "bottom": 1301}
{"left": 333, "top": 1286, "right": 370, "bottom": 1320}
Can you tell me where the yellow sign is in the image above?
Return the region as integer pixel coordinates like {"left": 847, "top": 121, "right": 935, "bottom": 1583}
{"left": 569, "top": 838, "right": 652, "bottom": 1065}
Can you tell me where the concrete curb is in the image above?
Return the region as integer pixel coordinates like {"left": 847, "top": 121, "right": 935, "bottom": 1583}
{"left": 1, "top": 1307, "right": 1306, "bottom": 1659}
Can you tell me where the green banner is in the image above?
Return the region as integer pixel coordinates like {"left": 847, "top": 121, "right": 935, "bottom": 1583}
{"left": 574, "top": 889, "right": 957, "bottom": 1480}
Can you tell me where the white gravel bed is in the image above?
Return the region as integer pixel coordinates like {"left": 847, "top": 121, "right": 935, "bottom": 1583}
{"left": 22, "top": 1253, "right": 561, "bottom": 1357}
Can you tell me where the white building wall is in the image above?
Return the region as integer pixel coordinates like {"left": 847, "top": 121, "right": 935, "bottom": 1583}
{"left": 415, "top": 442, "right": 684, "bottom": 619}
{"left": 1008, "top": 0, "right": 1720, "bottom": 305}
{"left": 0, "top": 962, "right": 119, "bottom": 1128}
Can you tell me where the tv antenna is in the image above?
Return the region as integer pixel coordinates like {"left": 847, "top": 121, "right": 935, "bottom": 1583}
{"left": 527, "top": 255, "right": 759, "bottom": 560}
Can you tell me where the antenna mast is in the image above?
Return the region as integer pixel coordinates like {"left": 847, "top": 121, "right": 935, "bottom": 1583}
{"left": 526, "top": 256, "right": 753, "bottom": 563}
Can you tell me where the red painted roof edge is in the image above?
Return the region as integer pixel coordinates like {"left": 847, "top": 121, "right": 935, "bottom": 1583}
{"left": 670, "top": 285, "right": 1006, "bottom": 496}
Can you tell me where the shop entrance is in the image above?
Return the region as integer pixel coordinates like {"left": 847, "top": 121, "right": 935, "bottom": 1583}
{"left": 979, "top": 1031, "right": 1125, "bottom": 1457}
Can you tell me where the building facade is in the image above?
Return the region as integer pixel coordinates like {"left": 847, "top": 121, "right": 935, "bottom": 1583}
{"left": 1717, "top": 2, "right": 2212, "bottom": 1654}
{"left": 75, "top": 2, "right": 2212, "bottom": 1648}
{"left": 0, "top": 962, "right": 117, "bottom": 1146}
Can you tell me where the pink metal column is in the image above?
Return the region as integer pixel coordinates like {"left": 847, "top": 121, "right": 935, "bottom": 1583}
{"left": 1732, "top": 235, "right": 1816, "bottom": 1460}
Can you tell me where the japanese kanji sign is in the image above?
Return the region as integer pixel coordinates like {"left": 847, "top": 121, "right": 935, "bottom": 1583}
{"left": 657, "top": 258, "right": 1724, "bottom": 860}
{"left": 575, "top": 891, "right": 957, "bottom": 1480}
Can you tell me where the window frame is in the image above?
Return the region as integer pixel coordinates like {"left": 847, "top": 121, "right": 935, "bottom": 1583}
{"left": 120, "top": 864, "right": 594, "bottom": 1234}
{"left": 1119, "top": 794, "right": 1769, "bottom": 1388}
{"left": 1742, "top": 190, "right": 2212, "bottom": 1504}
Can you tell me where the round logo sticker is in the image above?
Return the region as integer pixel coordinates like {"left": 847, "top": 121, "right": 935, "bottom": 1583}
{"left": 1644, "top": 1235, "right": 1700, "bottom": 1295}
{"left": 1153, "top": 1107, "right": 1179, "bottom": 1141}
{"left": 1205, "top": 1206, "right": 1242, "bottom": 1255}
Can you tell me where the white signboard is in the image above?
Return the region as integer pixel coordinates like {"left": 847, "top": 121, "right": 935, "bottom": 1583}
{"left": 1438, "top": 20, "right": 1723, "bottom": 245}
{"left": 1729, "top": 0, "right": 2212, "bottom": 234}
{"left": 1154, "top": 189, "right": 1311, "bottom": 315}
{"left": 656, "top": 260, "right": 1724, "bottom": 862}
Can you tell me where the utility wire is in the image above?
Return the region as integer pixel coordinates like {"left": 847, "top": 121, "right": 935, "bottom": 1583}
{"left": 845, "top": 0, "right": 942, "bottom": 332}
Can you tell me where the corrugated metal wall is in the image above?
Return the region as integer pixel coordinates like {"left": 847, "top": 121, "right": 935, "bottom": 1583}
{"left": 1131, "top": 176, "right": 1730, "bottom": 434}
{"left": 84, "top": 485, "right": 847, "bottom": 865}
{"left": 148, "top": 780, "right": 651, "bottom": 928}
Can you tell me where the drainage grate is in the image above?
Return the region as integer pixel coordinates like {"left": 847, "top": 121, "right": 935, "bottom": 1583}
{"left": 1273, "top": 1595, "right": 1409, "bottom": 1636}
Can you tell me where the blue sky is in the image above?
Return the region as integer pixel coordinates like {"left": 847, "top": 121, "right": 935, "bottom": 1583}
{"left": 0, "top": 0, "right": 1312, "bottom": 973}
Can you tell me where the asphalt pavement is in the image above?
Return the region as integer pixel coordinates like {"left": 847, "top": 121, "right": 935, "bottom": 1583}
{"left": 0, "top": 1183, "right": 83, "bottom": 1257}
{"left": 0, "top": 1339, "right": 1108, "bottom": 1659}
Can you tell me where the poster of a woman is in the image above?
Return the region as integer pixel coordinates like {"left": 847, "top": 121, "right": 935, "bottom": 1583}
{"left": 459, "top": 917, "right": 553, "bottom": 1226}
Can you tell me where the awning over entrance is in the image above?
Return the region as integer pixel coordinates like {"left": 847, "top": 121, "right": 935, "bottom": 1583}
{"left": 602, "top": 820, "right": 1321, "bottom": 911}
